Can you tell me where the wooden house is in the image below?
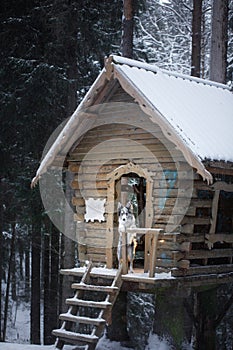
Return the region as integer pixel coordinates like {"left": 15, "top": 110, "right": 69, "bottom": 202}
{"left": 32, "top": 55, "right": 233, "bottom": 349}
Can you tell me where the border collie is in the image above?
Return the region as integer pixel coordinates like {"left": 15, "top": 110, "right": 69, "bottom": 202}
{"left": 117, "top": 201, "right": 137, "bottom": 273}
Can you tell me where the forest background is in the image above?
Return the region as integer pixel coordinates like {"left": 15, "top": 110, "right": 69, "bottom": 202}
{"left": 0, "top": 0, "right": 233, "bottom": 348}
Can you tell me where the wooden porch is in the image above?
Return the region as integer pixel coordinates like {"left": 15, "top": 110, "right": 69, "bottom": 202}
{"left": 53, "top": 256, "right": 233, "bottom": 349}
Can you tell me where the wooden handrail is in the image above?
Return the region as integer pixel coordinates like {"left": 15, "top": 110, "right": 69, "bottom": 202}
{"left": 123, "top": 228, "right": 164, "bottom": 277}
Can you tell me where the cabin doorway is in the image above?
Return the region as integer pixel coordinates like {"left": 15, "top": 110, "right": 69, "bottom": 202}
{"left": 114, "top": 173, "right": 146, "bottom": 268}
{"left": 106, "top": 162, "right": 153, "bottom": 269}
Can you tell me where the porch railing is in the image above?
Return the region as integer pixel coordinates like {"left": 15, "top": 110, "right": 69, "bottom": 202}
{"left": 122, "top": 228, "right": 164, "bottom": 277}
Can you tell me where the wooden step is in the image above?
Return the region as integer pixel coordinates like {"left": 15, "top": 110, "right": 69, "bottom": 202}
{"left": 59, "top": 313, "right": 106, "bottom": 325}
{"left": 66, "top": 297, "right": 112, "bottom": 309}
{"left": 52, "top": 329, "right": 98, "bottom": 343}
{"left": 71, "top": 283, "right": 118, "bottom": 293}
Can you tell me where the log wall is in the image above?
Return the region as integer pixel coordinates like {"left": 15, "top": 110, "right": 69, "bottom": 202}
{"left": 67, "top": 85, "right": 233, "bottom": 274}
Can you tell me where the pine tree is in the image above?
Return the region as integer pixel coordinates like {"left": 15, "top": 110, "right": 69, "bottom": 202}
{"left": 191, "top": 0, "right": 203, "bottom": 77}
{"left": 209, "top": 0, "right": 229, "bottom": 83}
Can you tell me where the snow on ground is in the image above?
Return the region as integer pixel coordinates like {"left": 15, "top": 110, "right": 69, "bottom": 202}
{"left": 0, "top": 333, "right": 194, "bottom": 350}
{"left": 0, "top": 336, "right": 167, "bottom": 350}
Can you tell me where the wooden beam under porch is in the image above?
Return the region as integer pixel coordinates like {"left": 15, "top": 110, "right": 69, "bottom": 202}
{"left": 60, "top": 265, "right": 233, "bottom": 293}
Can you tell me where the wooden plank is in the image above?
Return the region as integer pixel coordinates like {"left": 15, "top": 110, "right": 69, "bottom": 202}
{"left": 72, "top": 180, "right": 108, "bottom": 190}
{"left": 66, "top": 298, "right": 112, "bottom": 309}
{"left": 87, "top": 246, "right": 106, "bottom": 254}
{"left": 149, "top": 233, "right": 159, "bottom": 277}
{"left": 208, "top": 189, "right": 220, "bottom": 234}
{"left": 52, "top": 329, "right": 98, "bottom": 343}
{"left": 181, "top": 217, "right": 210, "bottom": 225}
{"left": 157, "top": 240, "right": 191, "bottom": 252}
{"left": 191, "top": 199, "right": 212, "bottom": 208}
{"left": 77, "top": 138, "right": 170, "bottom": 150}
{"left": 187, "top": 248, "right": 233, "bottom": 259}
{"left": 86, "top": 254, "right": 106, "bottom": 263}
{"left": 206, "top": 233, "right": 233, "bottom": 244}
{"left": 71, "top": 283, "right": 118, "bottom": 293}
{"left": 59, "top": 313, "right": 106, "bottom": 325}
{"left": 121, "top": 231, "right": 128, "bottom": 275}
{"left": 172, "top": 264, "right": 233, "bottom": 277}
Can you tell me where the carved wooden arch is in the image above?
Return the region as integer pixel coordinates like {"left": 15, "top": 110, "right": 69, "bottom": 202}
{"left": 106, "top": 162, "right": 153, "bottom": 268}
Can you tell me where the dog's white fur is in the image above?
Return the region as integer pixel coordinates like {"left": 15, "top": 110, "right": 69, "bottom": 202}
{"left": 117, "top": 201, "right": 137, "bottom": 273}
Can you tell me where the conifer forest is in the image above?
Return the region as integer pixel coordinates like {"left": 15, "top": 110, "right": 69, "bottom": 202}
{"left": 1, "top": 1, "right": 233, "bottom": 349}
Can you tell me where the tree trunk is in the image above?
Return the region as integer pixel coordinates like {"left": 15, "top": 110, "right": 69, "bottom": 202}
{"left": 60, "top": 170, "right": 76, "bottom": 314}
{"left": 122, "top": 0, "right": 134, "bottom": 58}
{"left": 107, "top": 291, "right": 130, "bottom": 342}
{"left": 49, "top": 225, "right": 60, "bottom": 342}
{"left": 0, "top": 194, "right": 3, "bottom": 341}
{"left": 11, "top": 236, "right": 17, "bottom": 301}
{"left": 209, "top": 0, "right": 228, "bottom": 83}
{"left": 30, "top": 222, "right": 41, "bottom": 344}
{"left": 194, "top": 287, "right": 217, "bottom": 350}
{"left": 3, "top": 223, "right": 16, "bottom": 341}
{"left": 25, "top": 237, "right": 30, "bottom": 301}
{"left": 191, "top": 0, "right": 203, "bottom": 77}
{"left": 153, "top": 289, "right": 193, "bottom": 349}
{"left": 43, "top": 229, "right": 51, "bottom": 344}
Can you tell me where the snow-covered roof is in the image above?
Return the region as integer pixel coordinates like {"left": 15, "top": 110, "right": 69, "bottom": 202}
{"left": 112, "top": 55, "right": 233, "bottom": 163}
{"left": 31, "top": 55, "right": 233, "bottom": 187}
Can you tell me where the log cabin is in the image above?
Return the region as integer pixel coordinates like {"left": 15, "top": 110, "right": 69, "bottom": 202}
{"left": 31, "top": 55, "right": 233, "bottom": 349}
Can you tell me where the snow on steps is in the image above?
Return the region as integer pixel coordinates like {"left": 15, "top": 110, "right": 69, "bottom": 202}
{"left": 53, "top": 262, "right": 123, "bottom": 350}
{"left": 66, "top": 297, "right": 112, "bottom": 308}
{"left": 52, "top": 329, "right": 98, "bottom": 343}
{"left": 59, "top": 313, "right": 106, "bottom": 326}
{"left": 71, "top": 283, "right": 118, "bottom": 293}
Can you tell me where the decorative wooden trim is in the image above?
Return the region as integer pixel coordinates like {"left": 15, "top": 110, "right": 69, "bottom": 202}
{"left": 206, "top": 181, "right": 233, "bottom": 249}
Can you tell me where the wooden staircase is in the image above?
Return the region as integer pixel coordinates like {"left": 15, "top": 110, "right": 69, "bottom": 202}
{"left": 53, "top": 262, "right": 122, "bottom": 350}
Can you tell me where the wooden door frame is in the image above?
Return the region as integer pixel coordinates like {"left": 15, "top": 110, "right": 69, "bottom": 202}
{"left": 105, "top": 162, "right": 153, "bottom": 268}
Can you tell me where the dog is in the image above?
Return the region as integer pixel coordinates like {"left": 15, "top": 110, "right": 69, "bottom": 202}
{"left": 117, "top": 201, "right": 137, "bottom": 273}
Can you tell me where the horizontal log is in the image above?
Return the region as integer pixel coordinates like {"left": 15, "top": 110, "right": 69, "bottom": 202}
{"left": 190, "top": 199, "right": 212, "bottom": 208}
{"left": 77, "top": 138, "right": 170, "bottom": 151}
{"left": 72, "top": 180, "right": 108, "bottom": 190}
{"left": 181, "top": 217, "right": 210, "bottom": 225}
{"left": 157, "top": 241, "right": 187, "bottom": 251}
{"left": 155, "top": 214, "right": 186, "bottom": 225}
{"left": 72, "top": 197, "right": 85, "bottom": 206}
{"left": 187, "top": 248, "right": 233, "bottom": 259}
{"left": 75, "top": 173, "right": 108, "bottom": 181}
{"left": 172, "top": 264, "right": 233, "bottom": 277}
{"left": 158, "top": 207, "right": 196, "bottom": 216}
{"left": 205, "top": 233, "right": 233, "bottom": 244}
{"left": 177, "top": 259, "right": 190, "bottom": 269}
{"left": 87, "top": 246, "right": 106, "bottom": 254}
{"left": 75, "top": 189, "right": 107, "bottom": 197}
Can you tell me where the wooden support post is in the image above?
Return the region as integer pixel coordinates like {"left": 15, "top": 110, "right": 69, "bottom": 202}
{"left": 195, "top": 287, "right": 218, "bottom": 350}
{"left": 144, "top": 234, "right": 150, "bottom": 273}
{"left": 153, "top": 288, "right": 192, "bottom": 348}
{"left": 122, "top": 231, "right": 128, "bottom": 274}
{"left": 107, "top": 291, "right": 129, "bottom": 342}
{"left": 128, "top": 228, "right": 163, "bottom": 277}
{"left": 149, "top": 232, "right": 159, "bottom": 278}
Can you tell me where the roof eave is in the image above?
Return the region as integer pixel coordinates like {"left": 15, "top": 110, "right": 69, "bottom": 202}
{"left": 31, "top": 68, "right": 108, "bottom": 188}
